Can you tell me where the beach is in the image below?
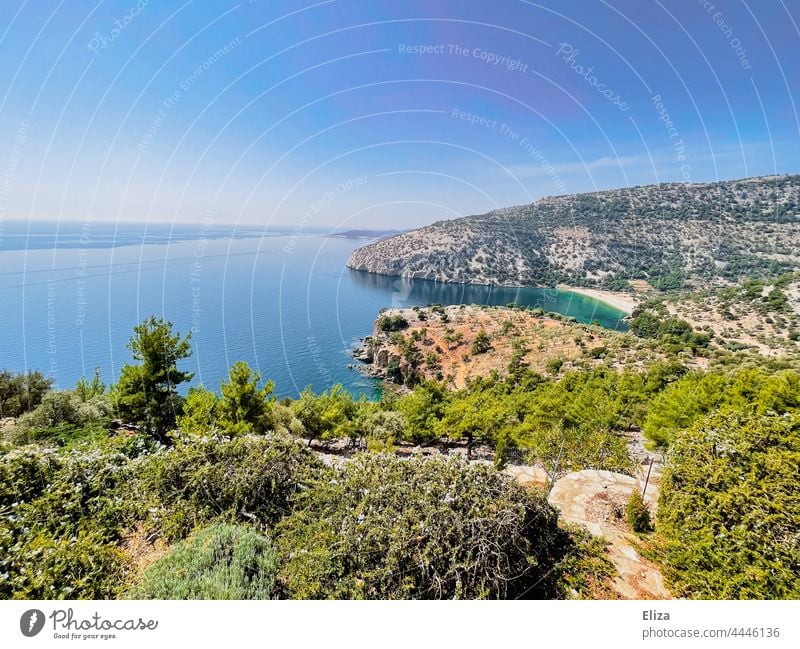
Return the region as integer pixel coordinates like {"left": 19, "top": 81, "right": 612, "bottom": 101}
{"left": 559, "top": 285, "right": 639, "bottom": 314}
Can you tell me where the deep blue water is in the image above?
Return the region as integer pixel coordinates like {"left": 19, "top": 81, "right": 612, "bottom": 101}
{"left": 0, "top": 222, "right": 626, "bottom": 398}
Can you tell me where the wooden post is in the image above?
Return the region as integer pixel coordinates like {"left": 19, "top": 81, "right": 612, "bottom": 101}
{"left": 641, "top": 457, "right": 654, "bottom": 499}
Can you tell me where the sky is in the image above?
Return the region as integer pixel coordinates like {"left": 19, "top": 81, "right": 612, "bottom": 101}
{"left": 0, "top": 0, "right": 798, "bottom": 231}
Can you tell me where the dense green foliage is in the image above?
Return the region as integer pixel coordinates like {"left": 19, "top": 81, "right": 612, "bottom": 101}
{"left": 628, "top": 310, "right": 711, "bottom": 354}
{"left": 128, "top": 524, "right": 277, "bottom": 600}
{"left": 658, "top": 411, "right": 800, "bottom": 599}
{"left": 625, "top": 491, "right": 652, "bottom": 533}
{"left": 377, "top": 313, "right": 409, "bottom": 332}
{"left": 113, "top": 317, "right": 193, "bottom": 439}
{"left": 642, "top": 368, "right": 800, "bottom": 448}
{"left": 2, "top": 308, "right": 798, "bottom": 600}
{"left": 134, "top": 434, "right": 323, "bottom": 541}
{"left": 277, "top": 453, "right": 575, "bottom": 599}
{"left": 8, "top": 390, "right": 112, "bottom": 447}
{"left": 0, "top": 370, "right": 52, "bottom": 418}
{"left": 0, "top": 438, "right": 148, "bottom": 599}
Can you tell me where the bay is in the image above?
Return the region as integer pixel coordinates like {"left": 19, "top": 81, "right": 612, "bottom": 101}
{"left": 0, "top": 225, "right": 627, "bottom": 398}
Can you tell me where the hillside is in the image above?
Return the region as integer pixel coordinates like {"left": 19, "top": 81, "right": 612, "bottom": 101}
{"left": 355, "top": 304, "right": 695, "bottom": 390}
{"left": 348, "top": 175, "right": 800, "bottom": 289}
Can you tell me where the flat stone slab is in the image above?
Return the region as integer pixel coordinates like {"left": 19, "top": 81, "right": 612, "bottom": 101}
{"left": 548, "top": 469, "right": 670, "bottom": 600}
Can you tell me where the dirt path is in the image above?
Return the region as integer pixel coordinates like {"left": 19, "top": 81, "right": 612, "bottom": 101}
{"left": 547, "top": 469, "right": 670, "bottom": 600}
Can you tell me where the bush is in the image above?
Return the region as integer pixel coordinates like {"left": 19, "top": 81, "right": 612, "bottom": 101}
{"left": 658, "top": 411, "right": 800, "bottom": 599}
{"left": 625, "top": 490, "right": 652, "bottom": 533}
{"left": 470, "top": 329, "right": 492, "bottom": 355}
{"left": 135, "top": 433, "right": 324, "bottom": 541}
{"left": 7, "top": 391, "right": 112, "bottom": 446}
{"left": 0, "top": 445, "right": 62, "bottom": 507}
{"left": 0, "top": 441, "right": 141, "bottom": 599}
{"left": 545, "top": 357, "right": 564, "bottom": 375}
{"left": 127, "top": 524, "right": 277, "bottom": 600}
{"left": 377, "top": 314, "right": 409, "bottom": 332}
{"left": 276, "top": 453, "right": 576, "bottom": 599}
{"left": 1, "top": 530, "right": 126, "bottom": 600}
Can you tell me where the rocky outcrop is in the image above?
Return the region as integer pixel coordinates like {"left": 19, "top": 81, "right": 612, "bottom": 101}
{"left": 548, "top": 470, "right": 670, "bottom": 600}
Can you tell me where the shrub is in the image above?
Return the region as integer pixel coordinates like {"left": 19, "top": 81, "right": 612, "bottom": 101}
{"left": 127, "top": 524, "right": 277, "bottom": 600}
{"left": 1, "top": 529, "right": 126, "bottom": 600}
{"left": 377, "top": 314, "right": 409, "bottom": 332}
{"left": 658, "top": 411, "right": 800, "bottom": 599}
{"left": 625, "top": 490, "right": 652, "bottom": 533}
{"left": 470, "top": 329, "right": 492, "bottom": 355}
{"left": 0, "top": 445, "right": 62, "bottom": 507}
{"left": 545, "top": 357, "right": 564, "bottom": 375}
{"left": 134, "top": 433, "right": 324, "bottom": 541}
{"left": 7, "top": 391, "right": 112, "bottom": 446}
{"left": 276, "top": 454, "right": 575, "bottom": 599}
{"left": 588, "top": 346, "right": 607, "bottom": 359}
{"left": 0, "top": 441, "right": 141, "bottom": 599}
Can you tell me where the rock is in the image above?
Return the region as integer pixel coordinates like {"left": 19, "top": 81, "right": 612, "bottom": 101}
{"left": 548, "top": 470, "right": 669, "bottom": 600}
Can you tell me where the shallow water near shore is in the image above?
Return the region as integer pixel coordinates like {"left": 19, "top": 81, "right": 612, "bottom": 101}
{"left": 0, "top": 225, "right": 626, "bottom": 398}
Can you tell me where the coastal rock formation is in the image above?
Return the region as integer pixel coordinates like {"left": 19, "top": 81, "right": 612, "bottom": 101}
{"left": 348, "top": 175, "right": 800, "bottom": 289}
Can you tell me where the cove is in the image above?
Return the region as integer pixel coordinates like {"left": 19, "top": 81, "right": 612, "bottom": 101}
{"left": 0, "top": 229, "right": 627, "bottom": 399}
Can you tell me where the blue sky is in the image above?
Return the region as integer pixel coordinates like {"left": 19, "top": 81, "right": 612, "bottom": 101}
{"left": 0, "top": 0, "right": 797, "bottom": 230}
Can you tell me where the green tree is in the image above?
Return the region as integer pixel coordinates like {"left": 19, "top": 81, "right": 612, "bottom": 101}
{"left": 437, "top": 389, "right": 512, "bottom": 457}
{"left": 113, "top": 317, "right": 193, "bottom": 440}
{"left": 658, "top": 411, "right": 800, "bottom": 599}
{"left": 394, "top": 381, "right": 448, "bottom": 444}
{"left": 218, "top": 362, "right": 275, "bottom": 435}
{"left": 290, "top": 385, "right": 357, "bottom": 446}
{"left": 75, "top": 367, "right": 105, "bottom": 402}
{"left": 0, "top": 370, "right": 53, "bottom": 418}
{"left": 176, "top": 386, "right": 220, "bottom": 436}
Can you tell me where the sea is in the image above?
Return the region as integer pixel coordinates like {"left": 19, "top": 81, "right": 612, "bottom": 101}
{"left": 0, "top": 221, "right": 627, "bottom": 399}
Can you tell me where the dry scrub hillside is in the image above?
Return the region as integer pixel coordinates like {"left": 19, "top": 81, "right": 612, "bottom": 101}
{"left": 356, "top": 305, "right": 685, "bottom": 389}
{"left": 349, "top": 175, "right": 800, "bottom": 289}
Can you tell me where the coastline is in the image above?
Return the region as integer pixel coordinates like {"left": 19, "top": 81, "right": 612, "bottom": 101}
{"left": 558, "top": 285, "right": 639, "bottom": 314}
{"left": 346, "top": 266, "right": 640, "bottom": 317}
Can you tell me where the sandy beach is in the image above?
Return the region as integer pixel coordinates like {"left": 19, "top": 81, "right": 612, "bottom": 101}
{"left": 559, "top": 285, "right": 639, "bottom": 314}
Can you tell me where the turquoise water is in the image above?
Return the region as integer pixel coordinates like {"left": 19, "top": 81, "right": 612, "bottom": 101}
{"left": 0, "top": 224, "right": 626, "bottom": 398}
